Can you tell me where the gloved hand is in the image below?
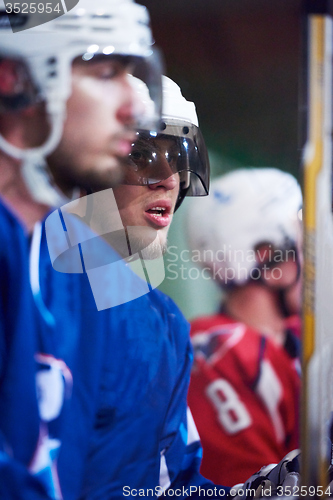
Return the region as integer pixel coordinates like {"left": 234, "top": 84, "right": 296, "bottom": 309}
{"left": 230, "top": 449, "right": 301, "bottom": 499}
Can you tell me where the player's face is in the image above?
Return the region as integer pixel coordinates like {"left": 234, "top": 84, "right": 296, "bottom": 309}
{"left": 257, "top": 243, "right": 302, "bottom": 315}
{"left": 47, "top": 56, "right": 140, "bottom": 194}
{"left": 112, "top": 136, "right": 180, "bottom": 253}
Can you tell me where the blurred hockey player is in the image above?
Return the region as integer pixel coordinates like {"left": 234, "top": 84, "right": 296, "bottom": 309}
{"left": 0, "top": 1, "right": 163, "bottom": 498}
{"left": 187, "top": 168, "right": 302, "bottom": 486}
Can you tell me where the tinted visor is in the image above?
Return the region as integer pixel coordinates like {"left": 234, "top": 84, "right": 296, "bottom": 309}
{"left": 122, "top": 119, "right": 210, "bottom": 196}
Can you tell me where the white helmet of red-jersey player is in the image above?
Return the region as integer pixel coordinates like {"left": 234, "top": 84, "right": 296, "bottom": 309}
{"left": 186, "top": 167, "right": 302, "bottom": 286}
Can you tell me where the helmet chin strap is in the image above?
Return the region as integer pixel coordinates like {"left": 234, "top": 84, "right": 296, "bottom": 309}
{"left": 175, "top": 183, "right": 189, "bottom": 211}
{"left": 275, "top": 256, "right": 302, "bottom": 318}
{"left": 0, "top": 106, "right": 71, "bottom": 208}
{"left": 21, "top": 154, "right": 70, "bottom": 207}
{"left": 253, "top": 249, "right": 302, "bottom": 319}
{"left": 277, "top": 289, "right": 293, "bottom": 318}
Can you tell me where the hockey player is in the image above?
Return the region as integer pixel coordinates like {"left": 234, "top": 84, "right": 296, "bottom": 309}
{"left": 186, "top": 168, "right": 302, "bottom": 487}
{"left": 0, "top": 3, "right": 298, "bottom": 495}
{"left": 99, "top": 82, "right": 300, "bottom": 499}
{"left": 0, "top": 1, "right": 163, "bottom": 498}
{"left": 70, "top": 77, "right": 230, "bottom": 499}
{"left": 0, "top": 12, "right": 227, "bottom": 491}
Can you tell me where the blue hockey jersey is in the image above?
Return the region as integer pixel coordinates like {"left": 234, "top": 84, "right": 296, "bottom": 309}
{"left": 0, "top": 198, "right": 230, "bottom": 499}
{"left": 0, "top": 201, "right": 56, "bottom": 499}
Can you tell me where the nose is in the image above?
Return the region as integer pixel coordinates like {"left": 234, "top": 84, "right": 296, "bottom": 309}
{"left": 116, "top": 81, "right": 137, "bottom": 127}
{"left": 148, "top": 174, "right": 178, "bottom": 191}
{"left": 116, "top": 74, "right": 153, "bottom": 127}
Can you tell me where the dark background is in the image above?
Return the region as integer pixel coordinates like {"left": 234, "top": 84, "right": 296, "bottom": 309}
{"left": 138, "top": 0, "right": 303, "bottom": 180}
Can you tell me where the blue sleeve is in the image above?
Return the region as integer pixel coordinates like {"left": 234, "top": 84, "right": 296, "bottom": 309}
{"left": 0, "top": 205, "right": 52, "bottom": 499}
{"left": 0, "top": 452, "right": 53, "bottom": 500}
{"left": 159, "top": 334, "right": 230, "bottom": 499}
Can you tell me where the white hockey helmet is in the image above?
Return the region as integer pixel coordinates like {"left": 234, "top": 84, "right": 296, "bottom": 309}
{"left": 187, "top": 168, "right": 302, "bottom": 286}
{"left": 0, "top": 0, "right": 163, "bottom": 206}
{"left": 124, "top": 75, "right": 210, "bottom": 210}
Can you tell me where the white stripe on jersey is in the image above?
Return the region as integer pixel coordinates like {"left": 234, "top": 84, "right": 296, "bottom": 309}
{"left": 186, "top": 407, "right": 200, "bottom": 445}
{"left": 256, "top": 360, "right": 285, "bottom": 443}
{"left": 158, "top": 451, "right": 171, "bottom": 495}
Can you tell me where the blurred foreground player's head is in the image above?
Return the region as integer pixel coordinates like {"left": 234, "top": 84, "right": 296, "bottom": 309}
{"left": 0, "top": 0, "right": 163, "bottom": 215}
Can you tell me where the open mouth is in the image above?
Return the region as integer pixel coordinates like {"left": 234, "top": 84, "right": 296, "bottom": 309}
{"left": 146, "top": 206, "right": 168, "bottom": 217}
{"left": 144, "top": 203, "right": 172, "bottom": 227}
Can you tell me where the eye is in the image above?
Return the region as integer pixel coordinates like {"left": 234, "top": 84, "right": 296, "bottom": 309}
{"left": 87, "top": 57, "right": 131, "bottom": 80}
{"left": 130, "top": 150, "right": 144, "bottom": 162}
{"left": 75, "top": 54, "right": 133, "bottom": 81}
{"left": 98, "top": 61, "right": 126, "bottom": 79}
{"left": 165, "top": 151, "right": 180, "bottom": 167}
{"left": 129, "top": 148, "right": 154, "bottom": 170}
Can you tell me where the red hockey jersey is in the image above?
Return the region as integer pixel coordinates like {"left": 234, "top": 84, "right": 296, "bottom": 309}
{"left": 188, "top": 313, "right": 300, "bottom": 486}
